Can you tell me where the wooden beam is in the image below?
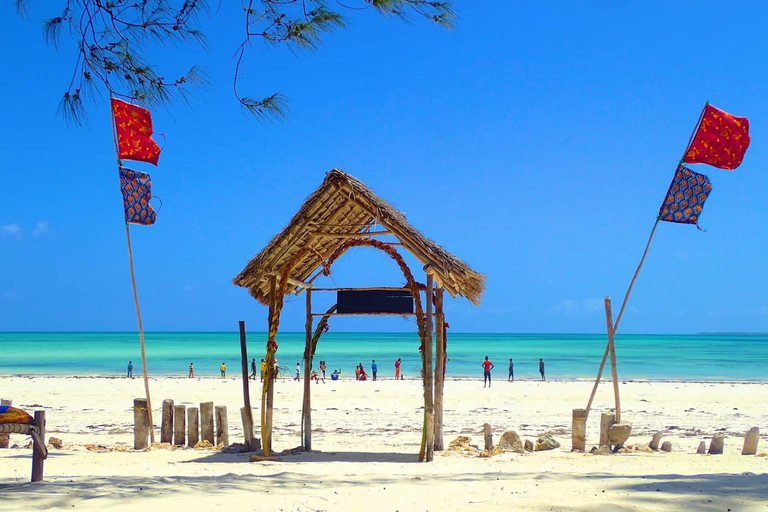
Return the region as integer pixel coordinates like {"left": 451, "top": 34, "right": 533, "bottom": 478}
{"left": 310, "top": 312, "right": 436, "bottom": 317}
{"left": 309, "top": 286, "right": 424, "bottom": 292}
{"left": 310, "top": 231, "right": 393, "bottom": 238}
{"left": 287, "top": 277, "right": 314, "bottom": 290}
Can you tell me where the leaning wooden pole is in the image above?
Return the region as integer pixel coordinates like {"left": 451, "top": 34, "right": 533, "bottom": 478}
{"left": 239, "top": 321, "right": 254, "bottom": 449}
{"left": 433, "top": 287, "right": 445, "bottom": 451}
{"left": 604, "top": 297, "right": 621, "bottom": 423}
{"left": 301, "top": 288, "right": 313, "bottom": 450}
{"left": 125, "top": 224, "right": 155, "bottom": 443}
{"left": 261, "top": 274, "right": 277, "bottom": 455}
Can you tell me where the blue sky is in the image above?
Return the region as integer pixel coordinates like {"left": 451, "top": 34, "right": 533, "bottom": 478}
{"left": 1, "top": 2, "right": 767, "bottom": 334}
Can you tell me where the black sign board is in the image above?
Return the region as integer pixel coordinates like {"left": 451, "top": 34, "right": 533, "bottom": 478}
{"left": 337, "top": 290, "right": 414, "bottom": 314}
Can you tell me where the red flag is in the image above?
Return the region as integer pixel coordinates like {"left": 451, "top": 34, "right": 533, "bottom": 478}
{"left": 111, "top": 98, "right": 162, "bottom": 166}
{"left": 683, "top": 104, "right": 750, "bottom": 170}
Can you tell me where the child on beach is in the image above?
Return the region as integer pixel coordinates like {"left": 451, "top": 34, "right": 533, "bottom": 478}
{"left": 482, "top": 356, "right": 494, "bottom": 388}
{"left": 189, "top": 362, "right": 194, "bottom": 378}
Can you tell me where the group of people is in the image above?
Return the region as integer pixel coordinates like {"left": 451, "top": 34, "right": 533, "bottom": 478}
{"left": 482, "top": 357, "right": 547, "bottom": 387}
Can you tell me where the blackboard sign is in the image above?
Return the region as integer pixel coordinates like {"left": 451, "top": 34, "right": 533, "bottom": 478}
{"left": 337, "top": 290, "right": 414, "bottom": 314}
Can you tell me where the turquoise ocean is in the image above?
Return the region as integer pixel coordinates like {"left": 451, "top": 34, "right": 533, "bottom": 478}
{"left": 1, "top": 332, "right": 767, "bottom": 381}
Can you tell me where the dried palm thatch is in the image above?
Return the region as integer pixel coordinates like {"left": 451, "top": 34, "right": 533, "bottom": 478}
{"left": 233, "top": 169, "right": 485, "bottom": 305}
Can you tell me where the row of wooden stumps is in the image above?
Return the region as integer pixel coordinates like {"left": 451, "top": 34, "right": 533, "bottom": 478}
{"left": 1, "top": 397, "right": 47, "bottom": 482}
{"left": 133, "top": 399, "right": 229, "bottom": 450}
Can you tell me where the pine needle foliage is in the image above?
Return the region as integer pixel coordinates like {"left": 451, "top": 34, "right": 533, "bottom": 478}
{"left": 14, "top": 0, "right": 454, "bottom": 124}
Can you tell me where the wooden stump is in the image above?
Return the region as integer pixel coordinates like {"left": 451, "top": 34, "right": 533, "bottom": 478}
{"left": 187, "top": 407, "right": 199, "bottom": 447}
{"left": 708, "top": 434, "right": 725, "bottom": 454}
{"left": 161, "top": 399, "right": 174, "bottom": 444}
{"left": 240, "top": 407, "right": 254, "bottom": 450}
{"left": 173, "top": 405, "right": 186, "bottom": 446}
{"left": 742, "top": 427, "right": 759, "bottom": 455}
{"left": 599, "top": 411, "right": 615, "bottom": 447}
{"left": 133, "top": 398, "right": 149, "bottom": 450}
{"left": 696, "top": 441, "right": 706, "bottom": 454}
{"left": 483, "top": 423, "right": 493, "bottom": 451}
{"left": 31, "top": 411, "right": 46, "bottom": 482}
{"left": 0, "top": 399, "right": 11, "bottom": 449}
{"left": 200, "top": 402, "right": 214, "bottom": 445}
{"left": 571, "top": 408, "right": 587, "bottom": 452}
{"left": 215, "top": 405, "right": 229, "bottom": 448}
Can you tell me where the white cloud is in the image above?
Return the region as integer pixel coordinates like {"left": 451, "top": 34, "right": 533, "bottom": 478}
{"left": 32, "top": 221, "right": 50, "bottom": 238}
{"left": 1, "top": 224, "right": 22, "bottom": 239}
{"left": 551, "top": 298, "right": 605, "bottom": 317}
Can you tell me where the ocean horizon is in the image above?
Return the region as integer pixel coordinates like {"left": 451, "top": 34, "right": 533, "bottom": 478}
{"left": 2, "top": 331, "right": 767, "bottom": 381}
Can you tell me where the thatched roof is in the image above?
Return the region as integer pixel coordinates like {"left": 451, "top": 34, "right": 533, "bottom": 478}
{"left": 233, "top": 169, "right": 485, "bottom": 305}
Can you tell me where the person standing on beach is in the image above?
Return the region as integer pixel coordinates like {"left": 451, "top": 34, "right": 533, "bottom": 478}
{"left": 508, "top": 358, "right": 514, "bottom": 382}
{"left": 260, "top": 359, "right": 266, "bottom": 382}
{"left": 482, "top": 356, "right": 494, "bottom": 388}
{"left": 395, "top": 358, "right": 401, "bottom": 380}
{"left": 319, "top": 361, "right": 327, "bottom": 382}
{"left": 220, "top": 362, "right": 227, "bottom": 378}
{"left": 127, "top": 361, "right": 133, "bottom": 378}
{"left": 371, "top": 359, "right": 378, "bottom": 381}
{"left": 295, "top": 362, "right": 301, "bottom": 381}
{"left": 250, "top": 358, "right": 257, "bottom": 380}
{"left": 273, "top": 359, "right": 279, "bottom": 381}
{"left": 189, "top": 362, "right": 194, "bottom": 378}
{"left": 539, "top": 358, "right": 546, "bottom": 381}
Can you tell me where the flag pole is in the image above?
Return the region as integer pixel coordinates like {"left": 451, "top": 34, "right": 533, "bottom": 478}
{"left": 124, "top": 222, "right": 155, "bottom": 443}
{"left": 110, "top": 98, "right": 155, "bottom": 443}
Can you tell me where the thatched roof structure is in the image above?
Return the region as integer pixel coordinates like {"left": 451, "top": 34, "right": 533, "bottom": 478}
{"left": 233, "top": 169, "right": 485, "bottom": 305}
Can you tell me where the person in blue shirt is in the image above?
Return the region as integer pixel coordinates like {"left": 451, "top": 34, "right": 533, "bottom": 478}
{"left": 331, "top": 369, "right": 340, "bottom": 381}
{"left": 127, "top": 361, "right": 133, "bottom": 378}
{"left": 371, "top": 359, "right": 378, "bottom": 381}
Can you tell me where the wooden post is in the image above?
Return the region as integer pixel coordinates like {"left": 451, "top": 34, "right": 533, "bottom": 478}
{"left": 200, "top": 402, "right": 214, "bottom": 445}
{"left": 215, "top": 405, "right": 229, "bottom": 447}
{"left": 584, "top": 344, "right": 610, "bottom": 418}
{"left": 483, "top": 423, "right": 493, "bottom": 451}
{"left": 302, "top": 288, "right": 313, "bottom": 451}
{"left": 187, "top": 407, "right": 199, "bottom": 447}
{"left": 263, "top": 274, "right": 277, "bottom": 455}
{"left": 31, "top": 411, "right": 45, "bottom": 482}
{"left": 238, "top": 321, "right": 254, "bottom": 449}
{"left": 742, "top": 427, "right": 759, "bottom": 455}
{"left": 709, "top": 433, "right": 725, "bottom": 454}
{"left": 241, "top": 407, "right": 256, "bottom": 450}
{"left": 133, "top": 398, "right": 149, "bottom": 450}
{"left": 0, "top": 399, "right": 11, "bottom": 448}
{"left": 161, "top": 399, "right": 174, "bottom": 444}
{"left": 173, "top": 405, "right": 186, "bottom": 446}
{"left": 604, "top": 297, "right": 621, "bottom": 423}
{"left": 600, "top": 411, "right": 615, "bottom": 447}
{"left": 571, "top": 409, "right": 587, "bottom": 452}
{"left": 423, "top": 273, "right": 435, "bottom": 462}
{"left": 434, "top": 288, "right": 445, "bottom": 452}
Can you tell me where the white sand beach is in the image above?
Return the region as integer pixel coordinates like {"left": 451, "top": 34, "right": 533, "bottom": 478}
{"left": 1, "top": 376, "right": 767, "bottom": 511}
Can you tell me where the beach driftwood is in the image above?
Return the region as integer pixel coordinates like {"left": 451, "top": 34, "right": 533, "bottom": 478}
{"left": 133, "top": 398, "right": 149, "bottom": 450}
{"left": 708, "top": 433, "right": 725, "bottom": 454}
{"left": 187, "top": 407, "right": 199, "bottom": 447}
{"left": 483, "top": 423, "right": 493, "bottom": 451}
{"left": 742, "top": 427, "right": 759, "bottom": 455}
{"left": 571, "top": 409, "right": 587, "bottom": 452}
{"left": 201, "top": 402, "right": 214, "bottom": 445}
{"left": 600, "top": 412, "right": 615, "bottom": 447}
{"left": 31, "top": 410, "right": 46, "bottom": 482}
{"left": 0, "top": 399, "right": 11, "bottom": 448}
{"left": 174, "top": 405, "right": 186, "bottom": 446}
{"left": 215, "top": 405, "right": 228, "bottom": 447}
{"left": 161, "top": 399, "right": 174, "bottom": 444}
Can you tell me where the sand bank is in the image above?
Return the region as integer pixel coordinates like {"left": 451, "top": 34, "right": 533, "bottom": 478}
{"left": 1, "top": 376, "right": 767, "bottom": 510}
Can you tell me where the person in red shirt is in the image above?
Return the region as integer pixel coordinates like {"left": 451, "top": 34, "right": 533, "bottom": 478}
{"left": 482, "top": 356, "right": 494, "bottom": 388}
{"left": 394, "top": 358, "right": 402, "bottom": 380}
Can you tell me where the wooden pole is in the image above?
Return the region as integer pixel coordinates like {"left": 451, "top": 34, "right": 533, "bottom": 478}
{"left": 571, "top": 409, "right": 587, "bottom": 452}
{"left": 302, "top": 288, "right": 313, "bottom": 450}
{"left": 173, "top": 405, "right": 186, "bottom": 446}
{"left": 604, "top": 297, "right": 621, "bottom": 423}
{"left": 584, "top": 344, "right": 610, "bottom": 418}
{"left": 0, "top": 399, "right": 10, "bottom": 448}
{"left": 187, "top": 407, "right": 199, "bottom": 447}
{"left": 423, "top": 274, "right": 435, "bottom": 462}
{"left": 434, "top": 287, "right": 445, "bottom": 452}
{"left": 133, "top": 398, "right": 149, "bottom": 450}
{"left": 263, "top": 274, "right": 277, "bottom": 455}
{"left": 238, "top": 321, "right": 254, "bottom": 449}
{"left": 31, "top": 410, "right": 45, "bottom": 482}
{"left": 125, "top": 224, "right": 155, "bottom": 443}
{"left": 200, "top": 402, "right": 214, "bottom": 444}
{"left": 215, "top": 405, "right": 229, "bottom": 447}
{"left": 161, "top": 399, "right": 174, "bottom": 444}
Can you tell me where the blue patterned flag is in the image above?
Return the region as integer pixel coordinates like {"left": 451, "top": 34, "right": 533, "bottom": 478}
{"left": 659, "top": 165, "right": 712, "bottom": 226}
{"left": 119, "top": 167, "right": 157, "bottom": 225}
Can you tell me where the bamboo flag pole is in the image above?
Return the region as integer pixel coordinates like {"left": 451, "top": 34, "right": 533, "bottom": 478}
{"left": 110, "top": 98, "right": 155, "bottom": 443}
